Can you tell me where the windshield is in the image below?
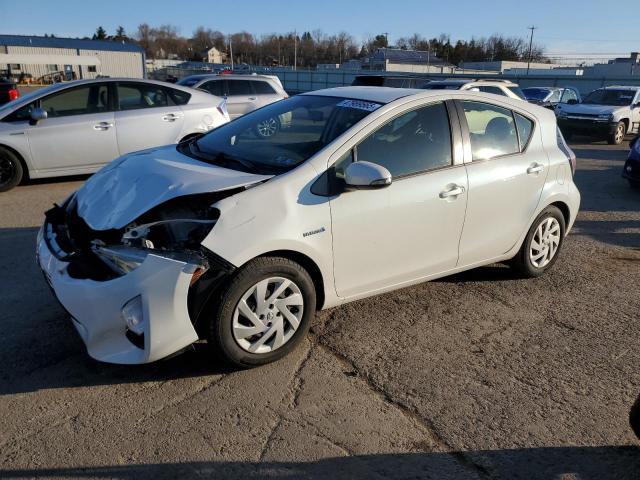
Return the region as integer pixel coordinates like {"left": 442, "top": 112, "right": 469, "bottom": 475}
{"left": 583, "top": 89, "right": 636, "bottom": 106}
{"left": 0, "top": 83, "right": 61, "bottom": 116}
{"left": 507, "top": 86, "right": 526, "bottom": 99}
{"left": 421, "top": 83, "right": 462, "bottom": 90}
{"left": 176, "top": 77, "right": 202, "bottom": 87}
{"left": 522, "top": 88, "right": 551, "bottom": 101}
{"left": 187, "top": 95, "right": 381, "bottom": 174}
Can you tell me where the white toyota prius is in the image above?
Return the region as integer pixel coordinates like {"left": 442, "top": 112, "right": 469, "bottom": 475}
{"left": 37, "top": 86, "right": 580, "bottom": 368}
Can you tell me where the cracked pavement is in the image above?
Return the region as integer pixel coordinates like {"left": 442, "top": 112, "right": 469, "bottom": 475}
{"left": 0, "top": 141, "right": 639, "bottom": 479}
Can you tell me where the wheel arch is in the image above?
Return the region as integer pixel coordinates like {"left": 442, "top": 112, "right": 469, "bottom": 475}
{"left": 0, "top": 143, "right": 30, "bottom": 181}
{"left": 257, "top": 249, "right": 326, "bottom": 310}
{"left": 620, "top": 117, "right": 630, "bottom": 132}
{"left": 549, "top": 200, "right": 571, "bottom": 231}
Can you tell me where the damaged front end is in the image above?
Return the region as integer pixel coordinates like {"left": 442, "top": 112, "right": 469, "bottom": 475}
{"left": 43, "top": 190, "right": 239, "bottom": 335}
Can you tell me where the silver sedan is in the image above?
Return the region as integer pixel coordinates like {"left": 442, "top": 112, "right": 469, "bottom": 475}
{"left": 0, "top": 78, "right": 230, "bottom": 191}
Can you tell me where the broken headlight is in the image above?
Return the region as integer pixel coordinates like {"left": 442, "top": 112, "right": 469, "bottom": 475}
{"left": 91, "top": 245, "right": 149, "bottom": 275}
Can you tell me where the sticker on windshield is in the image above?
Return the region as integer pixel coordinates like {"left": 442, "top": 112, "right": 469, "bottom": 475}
{"left": 336, "top": 99, "right": 382, "bottom": 112}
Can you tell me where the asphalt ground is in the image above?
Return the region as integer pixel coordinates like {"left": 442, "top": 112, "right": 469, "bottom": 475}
{"left": 0, "top": 139, "right": 639, "bottom": 479}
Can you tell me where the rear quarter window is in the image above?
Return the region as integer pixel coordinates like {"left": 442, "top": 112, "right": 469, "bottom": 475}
{"left": 252, "top": 81, "right": 277, "bottom": 94}
{"left": 515, "top": 113, "right": 534, "bottom": 150}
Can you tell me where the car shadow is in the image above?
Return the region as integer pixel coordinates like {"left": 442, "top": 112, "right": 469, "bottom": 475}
{"left": 1, "top": 446, "right": 639, "bottom": 479}
{"left": 21, "top": 173, "right": 92, "bottom": 187}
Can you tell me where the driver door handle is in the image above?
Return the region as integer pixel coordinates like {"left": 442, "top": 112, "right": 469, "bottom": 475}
{"left": 248, "top": 97, "right": 257, "bottom": 101}
{"left": 93, "top": 122, "right": 113, "bottom": 130}
{"left": 527, "top": 163, "right": 544, "bottom": 175}
{"left": 439, "top": 185, "right": 465, "bottom": 199}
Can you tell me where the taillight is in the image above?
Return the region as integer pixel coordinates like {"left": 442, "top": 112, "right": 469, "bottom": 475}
{"left": 8, "top": 88, "right": 19, "bottom": 101}
{"left": 557, "top": 127, "right": 576, "bottom": 175}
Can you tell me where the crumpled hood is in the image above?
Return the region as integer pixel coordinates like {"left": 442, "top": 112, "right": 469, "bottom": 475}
{"left": 557, "top": 104, "right": 623, "bottom": 116}
{"left": 75, "top": 145, "right": 272, "bottom": 230}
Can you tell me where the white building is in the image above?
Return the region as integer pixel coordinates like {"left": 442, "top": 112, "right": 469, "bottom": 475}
{"left": 0, "top": 35, "right": 145, "bottom": 82}
{"left": 204, "top": 47, "right": 227, "bottom": 64}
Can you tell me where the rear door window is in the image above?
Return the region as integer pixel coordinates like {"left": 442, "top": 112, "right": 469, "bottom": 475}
{"left": 200, "top": 80, "right": 226, "bottom": 97}
{"left": 167, "top": 88, "right": 191, "bottom": 105}
{"left": 461, "top": 101, "right": 519, "bottom": 160}
{"left": 117, "top": 83, "right": 169, "bottom": 110}
{"left": 227, "top": 80, "right": 254, "bottom": 96}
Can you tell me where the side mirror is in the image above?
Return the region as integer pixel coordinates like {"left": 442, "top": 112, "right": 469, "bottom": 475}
{"left": 566, "top": 99, "right": 579, "bottom": 105}
{"left": 344, "top": 161, "right": 392, "bottom": 189}
{"left": 29, "top": 107, "right": 47, "bottom": 125}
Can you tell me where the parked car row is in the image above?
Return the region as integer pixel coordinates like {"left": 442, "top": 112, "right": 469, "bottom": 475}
{"left": 36, "top": 85, "right": 580, "bottom": 367}
{"left": 0, "top": 78, "right": 231, "bottom": 191}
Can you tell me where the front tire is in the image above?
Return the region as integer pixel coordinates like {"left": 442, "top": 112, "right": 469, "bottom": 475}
{"left": 206, "top": 256, "right": 316, "bottom": 368}
{"left": 608, "top": 121, "right": 626, "bottom": 145}
{"left": 511, "top": 206, "right": 566, "bottom": 278}
{"left": 0, "top": 147, "right": 24, "bottom": 192}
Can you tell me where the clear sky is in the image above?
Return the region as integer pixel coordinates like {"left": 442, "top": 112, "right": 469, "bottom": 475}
{"left": 2, "top": 0, "right": 639, "bottom": 59}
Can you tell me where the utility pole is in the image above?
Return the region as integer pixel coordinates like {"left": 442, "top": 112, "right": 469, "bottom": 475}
{"left": 229, "top": 35, "right": 234, "bottom": 70}
{"left": 294, "top": 30, "right": 297, "bottom": 70}
{"left": 382, "top": 32, "right": 389, "bottom": 47}
{"left": 526, "top": 26, "right": 537, "bottom": 75}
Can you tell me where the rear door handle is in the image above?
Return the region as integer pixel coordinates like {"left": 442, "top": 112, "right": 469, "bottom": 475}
{"left": 248, "top": 97, "right": 257, "bottom": 101}
{"left": 527, "top": 163, "right": 544, "bottom": 174}
{"left": 439, "top": 185, "right": 465, "bottom": 199}
{"left": 93, "top": 122, "right": 113, "bottom": 130}
{"left": 162, "top": 113, "right": 183, "bottom": 122}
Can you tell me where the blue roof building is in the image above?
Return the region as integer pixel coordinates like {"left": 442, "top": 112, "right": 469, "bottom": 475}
{"left": 0, "top": 35, "right": 145, "bottom": 81}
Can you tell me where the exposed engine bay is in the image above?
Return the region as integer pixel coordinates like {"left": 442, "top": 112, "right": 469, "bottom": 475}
{"left": 44, "top": 189, "right": 244, "bottom": 281}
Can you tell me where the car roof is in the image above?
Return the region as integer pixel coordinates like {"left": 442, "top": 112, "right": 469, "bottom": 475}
{"left": 182, "top": 74, "right": 278, "bottom": 81}
{"left": 302, "top": 86, "right": 422, "bottom": 103}
{"left": 601, "top": 85, "right": 640, "bottom": 91}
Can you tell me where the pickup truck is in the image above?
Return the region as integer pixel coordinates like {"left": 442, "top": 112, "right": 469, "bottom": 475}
{"left": 556, "top": 86, "right": 640, "bottom": 144}
{"left": 0, "top": 79, "right": 19, "bottom": 105}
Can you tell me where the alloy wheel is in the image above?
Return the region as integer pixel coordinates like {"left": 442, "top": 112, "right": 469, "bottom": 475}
{"left": 232, "top": 277, "right": 304, "bottom": 354}
{"left": 256, "top": 118, "right": 278, "bottom": 138}
{"left": 529, "top": 217, "right": 561, "bottom": 268}
{"left": 615, "top": 124, "right": 625, "bottom": 144}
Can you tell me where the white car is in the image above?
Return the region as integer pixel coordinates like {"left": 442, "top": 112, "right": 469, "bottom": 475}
{"left": 422, "top": 79, "right": 526, "bottom": 100}
{"left": 0, "top": 78, "right": 229, "bottom": 191}
{"left": 38, "top": 87, "right": 580, "bottom": 368}
{"left": 177, "top": 73, "right": 288, "bottom": 120}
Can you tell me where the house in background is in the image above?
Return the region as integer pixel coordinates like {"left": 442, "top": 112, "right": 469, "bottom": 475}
{"left": 204, "top": 46, "right": 228, "bottom": 65}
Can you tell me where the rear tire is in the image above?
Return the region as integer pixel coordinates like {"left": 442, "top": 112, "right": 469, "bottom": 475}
{"left": 510, "top": 206, "right": 566, "bottom": 278}
{"left": 205, "top": 256, "right": 316, "bottom": 368}
{"left": 608, "top": 121, "right": 626, "bottom": 145}
{"left": 0, "top": 147, "right": 24, "bottom": 192}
